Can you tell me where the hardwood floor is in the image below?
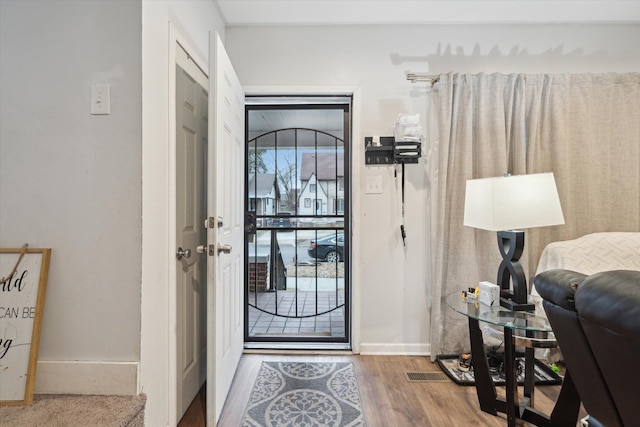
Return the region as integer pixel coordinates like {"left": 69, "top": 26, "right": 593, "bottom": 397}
{"left": 178, "top": 354, "right": 583, "bottom": 427}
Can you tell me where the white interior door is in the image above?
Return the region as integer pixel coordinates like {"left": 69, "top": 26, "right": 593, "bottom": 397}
{"left": 206, "top": 32, "right": 245, "bottom": 425}
{"left": 175, "top": 44, "right": 208, "bottom": 421}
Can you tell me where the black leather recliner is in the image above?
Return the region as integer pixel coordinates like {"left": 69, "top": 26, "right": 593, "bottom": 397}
{"left": 534, "top": 269, "right": 640, "bottom": 427}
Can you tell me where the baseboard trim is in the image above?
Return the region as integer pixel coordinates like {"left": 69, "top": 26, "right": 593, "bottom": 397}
{"left": 358, "top": 343, "right": 431, "bottom": 356}
{"left": 34, "top": 360, "right": 139, "bottom": 396}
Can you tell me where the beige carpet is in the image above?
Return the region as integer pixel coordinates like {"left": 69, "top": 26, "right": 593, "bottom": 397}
{"left": 0, "top": 394, "right": 145, "bottom": 427}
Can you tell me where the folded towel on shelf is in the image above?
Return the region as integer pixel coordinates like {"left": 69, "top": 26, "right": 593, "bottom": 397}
{"left": 395, "top": 114, "right": 422, "bottom": 141}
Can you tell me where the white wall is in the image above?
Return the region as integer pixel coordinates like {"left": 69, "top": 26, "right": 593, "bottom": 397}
{"left": 0, "top": 0, "right": 226, "bottom": 423}
{"left": 0, "top": 0, "right": 142, "bottom": 392}
{"left": 225, "top": 23, "right": 640, "bottom": 354}
{"left": 141, "top": 1, "right": 225, "bottom": 425}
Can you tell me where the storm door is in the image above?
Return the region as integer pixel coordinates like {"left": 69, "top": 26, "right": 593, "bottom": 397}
{"left": 244, "top": 98, "right": 351, "bottom": 347}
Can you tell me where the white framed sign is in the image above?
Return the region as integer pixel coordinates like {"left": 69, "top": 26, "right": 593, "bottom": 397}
{"left": 0, "top": 248, "right": 51, "bottom": 405}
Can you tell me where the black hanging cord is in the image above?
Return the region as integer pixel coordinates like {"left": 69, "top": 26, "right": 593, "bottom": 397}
{"left": 400, "top": 163, "right": 406, "bottom": 246}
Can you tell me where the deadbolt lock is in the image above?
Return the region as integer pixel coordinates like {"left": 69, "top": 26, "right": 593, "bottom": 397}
{"left": 206, "top": 217, "right": 224, "bottom": 229}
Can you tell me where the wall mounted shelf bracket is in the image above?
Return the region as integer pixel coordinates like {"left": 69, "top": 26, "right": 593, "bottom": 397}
{"left": 365, "top": 136, "right": 421, "bottom": 165}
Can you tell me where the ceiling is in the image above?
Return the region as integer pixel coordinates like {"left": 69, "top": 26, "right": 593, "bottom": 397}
{"left": 249, "top": 109, "right": 343, "bottom": 134}
{"left": 215, "top": 1, "right": 640, "bottom": 26}
{"left": 248, "top": 108, "right": 346, "bottom": 148}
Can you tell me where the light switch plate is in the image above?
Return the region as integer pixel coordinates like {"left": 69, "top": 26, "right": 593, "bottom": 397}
{"left": 365, "top": 175, "right": 383, "bottom": 194}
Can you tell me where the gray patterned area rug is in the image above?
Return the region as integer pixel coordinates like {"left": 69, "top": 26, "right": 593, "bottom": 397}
{"left": 241, "top": 361, "right": 365, "bottom": 427}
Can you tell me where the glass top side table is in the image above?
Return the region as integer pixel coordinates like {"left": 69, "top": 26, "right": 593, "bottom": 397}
{"left": 446, "top": 293, "right": 557, "bottom": 346}
{"left": 446, "top": 293, "right": 580, "bottom": 427}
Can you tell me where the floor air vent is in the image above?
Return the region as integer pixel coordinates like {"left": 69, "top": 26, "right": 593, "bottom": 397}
{"left": 406, "top": 372, "right": 450, "bottom": 382}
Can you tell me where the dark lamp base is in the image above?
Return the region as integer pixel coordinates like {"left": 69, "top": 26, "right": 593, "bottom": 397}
{"left": 500, "top": 296, "right": 535, "bottom": 312}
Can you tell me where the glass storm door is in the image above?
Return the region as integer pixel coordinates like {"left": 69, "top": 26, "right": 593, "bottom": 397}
{"left": 244, "top": 98, "right": 351, "bottom": 347}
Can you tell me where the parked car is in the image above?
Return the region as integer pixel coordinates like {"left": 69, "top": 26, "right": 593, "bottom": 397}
{"left": 266, "top": 213, "right": 295, "bottom": 229}
{"left": 308, "top": 233, "right": 344, "bottom": 262}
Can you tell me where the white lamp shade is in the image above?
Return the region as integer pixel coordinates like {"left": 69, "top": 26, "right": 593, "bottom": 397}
{"left": 464, "top": 173, "right": 565, "bottom": 231}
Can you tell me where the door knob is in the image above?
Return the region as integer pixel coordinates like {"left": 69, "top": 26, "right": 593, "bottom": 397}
{"left": 176, "top": 247, "right": 191, "bottom": 260}
{"left": 196, "top": 245, "right": 207, "bottom": 254}
{"left": 217, "top": 243, "right": 232, "bottom": 254}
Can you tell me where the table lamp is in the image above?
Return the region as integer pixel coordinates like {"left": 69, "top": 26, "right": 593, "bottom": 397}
{"left": 464, "top": 173, "right": 564, "bottom": 311}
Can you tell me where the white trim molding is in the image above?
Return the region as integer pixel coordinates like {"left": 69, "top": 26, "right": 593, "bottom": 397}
{"left": 34, "top": 361, "right": 139, "bottom": 396}
{"left": 358, "top": 343, "right": 430, "bottom": 356}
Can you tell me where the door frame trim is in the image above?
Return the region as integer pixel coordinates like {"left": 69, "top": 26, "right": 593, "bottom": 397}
{"left": 168, "top": 23, "right": 209, "bottom": 427}
{"left": 242, "top": 85, "right": 362, "bottom": 354}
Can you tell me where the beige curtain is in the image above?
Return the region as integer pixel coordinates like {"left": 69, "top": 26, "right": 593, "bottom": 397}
{"left": 428, "top": 72, "right": 640, "bottom": 358}
{"left": 524, "top": 73, "right": 640, "bottom": 270}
